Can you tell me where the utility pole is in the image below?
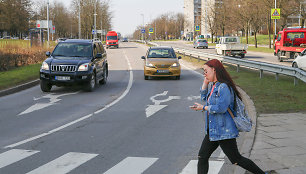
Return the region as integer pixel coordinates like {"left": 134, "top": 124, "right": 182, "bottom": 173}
{"left": 78, "top": 0, "right": 81, "bottom": 39}
{"left": 47, "top": 0, "right": 50, "bottom": 47}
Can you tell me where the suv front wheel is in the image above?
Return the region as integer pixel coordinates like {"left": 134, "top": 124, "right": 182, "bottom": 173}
{"left": 85, "top": 73, "right": 96, "bottom": 92}
{"left": 40, "top": 80, "right": 52, "bottom": 92}
{"left": 99, "top": 68, "right": 108, "bottom": 85}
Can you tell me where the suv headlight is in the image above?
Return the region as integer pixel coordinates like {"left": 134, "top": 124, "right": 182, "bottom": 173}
{"left": 171, "top": 63, "right": 180, "bottom": 67}
{"left": 41, "top": 62, "right": 49, "bottom": 70}
{"left": 146, "top": 63, "right": 155, "bottom": 68}
{"left": 78, "top": 63, "right": 89, "bottom": 71}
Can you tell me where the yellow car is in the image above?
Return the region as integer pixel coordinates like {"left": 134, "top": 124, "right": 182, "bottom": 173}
{"left": 142, "top": 46, "right": 181, "bottom": 80}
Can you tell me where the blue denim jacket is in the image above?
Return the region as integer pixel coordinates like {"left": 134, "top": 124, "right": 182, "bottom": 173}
{"left": 200, "top": 82, "right": 239, "bottom": 141}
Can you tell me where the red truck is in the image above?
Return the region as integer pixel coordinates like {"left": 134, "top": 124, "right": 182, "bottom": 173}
{"left": 106, "top": 31, "right": 119, "bottom": 49}
{"left": 275, "top": 28, "right": 306, "bottom": 62}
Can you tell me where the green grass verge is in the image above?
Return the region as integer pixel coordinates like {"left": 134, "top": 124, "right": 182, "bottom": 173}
{"left": 180, "top": 54, "right": 306, "bottom": 114}
{"left": 247, "top": 46, "right": 274, "bottom": 53}
{"left": 0, "top": 64, "right": 41, "bottom": 90}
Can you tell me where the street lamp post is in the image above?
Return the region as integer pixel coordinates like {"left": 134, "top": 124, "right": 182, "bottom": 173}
{"left": 94, "top": 0, "right": 97, "bottom": 39}
{"left": 47, "top": 0, "right": 50, "bottom": 47}
{"left": 141, "top": 14, "right": 144, "bottom": 41}
{"left": 79, "top": 1, "right": 81, "bottom": 39}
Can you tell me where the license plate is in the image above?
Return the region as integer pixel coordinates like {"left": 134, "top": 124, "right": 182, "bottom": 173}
{"left": 55, "top": 76, "right": 70, "bottom": 81}
{"left": 157, "top": 70, "right": 169, "bottom": 73}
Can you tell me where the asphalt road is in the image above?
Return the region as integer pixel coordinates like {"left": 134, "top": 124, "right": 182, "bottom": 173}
{"left": 155, "top": 40, "right": 293, "bottom": 67}
{"left": 0, "top": 42, "right": 241, "bottom": 174}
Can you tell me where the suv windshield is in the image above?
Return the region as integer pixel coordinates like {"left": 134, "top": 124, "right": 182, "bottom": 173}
{"left": 107, "top": 36, "right": 117, "bottom": 40}
{"left": 147, "top": 48, "right": 176, "bottom": 58}
{"left": 52, "top": 43, "right": 92, "bottom": 59}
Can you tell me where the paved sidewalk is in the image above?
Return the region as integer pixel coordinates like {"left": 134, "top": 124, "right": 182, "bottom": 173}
{"left": 247, "top": 113, "right": 306, "bottom": 174}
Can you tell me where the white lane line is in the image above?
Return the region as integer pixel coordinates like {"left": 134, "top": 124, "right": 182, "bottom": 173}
{"left": 26, "top": 152, "right": 98, "bottom": 174}
{"left": 94, "top": 50, "right": 133, "bottom": 114}
{"left": 0, "top": 149, "right": 39, "bottom": 168}
{"left": 5, "top": 50, "right": 133, "bottom": 149}
{"left": 103, "top": 157, "right": 158, "bottom": 174}
{"left": 179, "top": 160, "right": 224, "bottom": 174}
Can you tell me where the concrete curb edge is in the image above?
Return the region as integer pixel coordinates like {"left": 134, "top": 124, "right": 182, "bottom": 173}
{"left": 0, "top": 79, "right": 40, "bottom": 97}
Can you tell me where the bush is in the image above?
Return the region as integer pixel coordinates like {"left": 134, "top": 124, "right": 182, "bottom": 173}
{"left": 0, "top": 44, "right": 53, "bottom": 71}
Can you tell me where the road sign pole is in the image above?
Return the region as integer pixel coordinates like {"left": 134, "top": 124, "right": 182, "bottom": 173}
{"left": 275, "top": 0, "right": 276, "bottom": 36}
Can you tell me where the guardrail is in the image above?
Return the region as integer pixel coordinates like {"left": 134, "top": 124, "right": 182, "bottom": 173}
{"left": 137, "top": 40, "right": 306, "bottom": 85}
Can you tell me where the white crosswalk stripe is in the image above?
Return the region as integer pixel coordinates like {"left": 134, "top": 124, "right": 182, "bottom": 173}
{"left": 103, "top": 157, "right": 158, "bottom": 174}
{"left": 26, "top": 152, "right": 98, "bottom": 174}
{"left": 0, "top": 148, "right": 224, "bottom": 173}
{"left": 179, "top": 160, "right": 224, "bottom": 174}
{"left": 0, "top": 149, "right": 39, "bottom": 169}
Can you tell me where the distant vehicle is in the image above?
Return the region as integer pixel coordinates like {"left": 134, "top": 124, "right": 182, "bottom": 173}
{"left": 196, "top": 35, "right": 205, "bottom": 39}
{"left": 122, "top": 38, "right": 128, "bottom": 42}
{"left": 56, "top": 38, "right": 67, "bottom": 43}
{"left": 2, "top": 36, "right": 11, "bottom": 39}
{"left": 274, "top": 28, "right": 306, "bottom": 62}
{"left": 292, "top": 49, "right": 306, "bottom": 70}
{"left": 215, "top": 36, "right": 247, "bottom": 58}
{"left": 193, "top": 39, "right": 208, "bottom": 49}
{"left": 141, "top": 46, "right": 181, "bottom": 80}
{"left": 40, "top": 39, "right": 108, "bottom": 92}
{"left": 106, "top": 31, "right": 119, "bottom": 49}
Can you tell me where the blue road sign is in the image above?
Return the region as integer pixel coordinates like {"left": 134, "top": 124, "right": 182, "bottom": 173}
{"left": 149, "top": 28, "right": 154, "bottom": 33}
{"left": 141, "top": 29, "right": 145, "bottom": 33}
{"left": 92, "top": 30, "right": 96, "bottom": 35}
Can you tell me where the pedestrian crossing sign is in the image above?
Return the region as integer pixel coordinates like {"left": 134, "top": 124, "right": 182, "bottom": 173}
{"left": 149, "top": 28, "right": 154, "bottom": 34}
{"left": 195, "top": 26, "right": 200, "bottom": 31}
{"left": 271, "top": 8, "right": 280, "bottom": 19}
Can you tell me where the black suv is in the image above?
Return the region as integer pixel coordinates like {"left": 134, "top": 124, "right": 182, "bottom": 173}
{"left": 40, "top": 39, "right": 108, "bottom": 92}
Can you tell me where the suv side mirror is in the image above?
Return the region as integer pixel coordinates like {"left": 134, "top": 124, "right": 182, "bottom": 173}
{"left": 95, "top": 53, "right": 102, "bottom": 58}
{"left": 141, "top": 56, "right": 146, "bottom": 59}
{"left": 178, "top": 56, "right": 182, "bottom": 59}
{"left": 46, "top": 51, "right": 51, "bottom": 57}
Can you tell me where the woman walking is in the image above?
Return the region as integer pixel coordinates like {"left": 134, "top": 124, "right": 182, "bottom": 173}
{"left": 190, "top": 59, "right": 270, "bottom": 174}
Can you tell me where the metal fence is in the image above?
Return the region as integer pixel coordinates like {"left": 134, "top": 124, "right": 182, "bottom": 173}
{"left": 141, "top": 40, "right": 306, "bottom": 86}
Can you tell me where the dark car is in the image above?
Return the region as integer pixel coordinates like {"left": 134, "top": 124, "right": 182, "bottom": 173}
{"left": 40, "top": 39, "right": 108, "bottom": 92}
{"left": 122, "top": 38, "right": 128, "bottom": 42}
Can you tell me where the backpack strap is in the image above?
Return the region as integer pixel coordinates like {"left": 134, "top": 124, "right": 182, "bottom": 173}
{"left": 227, "top": 108, "right": 235, "bottom": 119}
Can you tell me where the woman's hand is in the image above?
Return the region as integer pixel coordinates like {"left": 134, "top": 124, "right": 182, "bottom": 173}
{"left": 202, "top": 78, "right": 209, "bottom": 90}
{"left": 190, "top": 102, "right": 205, "bottom": 111}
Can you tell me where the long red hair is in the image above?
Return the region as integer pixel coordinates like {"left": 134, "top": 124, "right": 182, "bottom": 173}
{"left": 205, "top": 59, "right": 241, "bottom": 100}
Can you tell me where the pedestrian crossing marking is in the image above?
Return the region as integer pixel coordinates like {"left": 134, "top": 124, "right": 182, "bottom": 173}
{"left": 179, "top": 160, "right": 224, "bottom": 174}
{"left": 0, "top": 149, "right": 39, "bottom": 168}
{"left": 103, "top": 157, "right": 158, "bottom": 174}
{"left": 0, "top": 149, "right": 225, "bottom": 173}
{"left": 26, "top": 152, "right": 98, "bottom": 174}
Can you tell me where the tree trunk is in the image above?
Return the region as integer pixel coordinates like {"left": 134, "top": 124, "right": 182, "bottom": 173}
{"left": 268, "top": 12, "right": 271, "bottom": 49}
{"left": 254, "top": 31, "right": 257, "bottom": 48}
{"left": 245, "top": 23, "right": 249, "bottom": 44}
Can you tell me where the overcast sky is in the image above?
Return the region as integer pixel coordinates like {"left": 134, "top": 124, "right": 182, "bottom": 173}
{"left": 38, "top": 0, "right": 184, "bottom": 37}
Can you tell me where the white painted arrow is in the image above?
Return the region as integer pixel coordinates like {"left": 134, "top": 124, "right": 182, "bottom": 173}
{"left": 145, "top": 91, "right": 181, "bottom": 118}
{"left": 19, "top": 92, "right": 79, "bottom": 116}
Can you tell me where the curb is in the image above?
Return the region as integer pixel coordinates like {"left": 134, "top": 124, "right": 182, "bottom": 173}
{"left": 233, "top": 87, "right": 257, "bottom": 174}
{"left": 0, "top": 79, "right": 40, "bottom": 97}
